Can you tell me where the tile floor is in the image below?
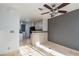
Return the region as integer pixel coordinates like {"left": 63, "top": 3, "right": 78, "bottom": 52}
{"left": 19, "top": 39, "right": 47, "bottom": 56}
{"left": 0, "top": 39, "right": 46, "bottom": 56}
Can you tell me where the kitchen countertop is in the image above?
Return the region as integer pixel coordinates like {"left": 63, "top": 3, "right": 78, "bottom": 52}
{"left": 32, "top": 31, "right": 47, "bottom": 33}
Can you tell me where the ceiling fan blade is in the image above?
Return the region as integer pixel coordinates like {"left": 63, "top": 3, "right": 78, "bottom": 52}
{"left": 58, "top": 10, "right": 67, "bottom": 13}
{"left": 55, "top": 3, "right": 70, "bottom": 10}
{"left": 41, "top": 12, "right": 50, "bottom": 15}
{"left": 38, "top": 8, "right": 43, "bottom": 10}
{"left": 43, "top": 4, "right": 52, "bottom": 11}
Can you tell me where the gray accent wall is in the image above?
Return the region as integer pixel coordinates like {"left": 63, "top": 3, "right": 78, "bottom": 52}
{"left": 48, "top": 9, "right": 79, "bottom": 51}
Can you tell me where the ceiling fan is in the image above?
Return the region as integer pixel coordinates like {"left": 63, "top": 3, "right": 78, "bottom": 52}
{"left": 38, "top": 3, "right": 70, "bottom": 17}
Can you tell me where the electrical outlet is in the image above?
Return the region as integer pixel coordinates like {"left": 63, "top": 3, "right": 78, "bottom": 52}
{"left": 8, "top": 47, "right": 10, "bottom": 50}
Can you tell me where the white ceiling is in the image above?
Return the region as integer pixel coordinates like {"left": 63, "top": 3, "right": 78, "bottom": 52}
{"left": 0, "top": 3, "right": 45, "bottom": 21}
{"left": 0, "top": 3, "right": 79, "bottom": 21}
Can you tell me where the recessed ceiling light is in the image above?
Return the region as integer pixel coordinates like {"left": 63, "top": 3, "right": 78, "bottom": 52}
{"left": 9, "top": 9, "right": 15, "bottom": 13}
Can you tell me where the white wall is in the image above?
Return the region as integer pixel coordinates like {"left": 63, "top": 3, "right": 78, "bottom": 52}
{"left": 35, "top": 20, "right": 43, "bottom": 30}
{"left": 42, "top": 19, "right": 48, "bottom": 31}
{"left": 0, "top": 5, "right": 20, "bottom": 52}
{"left": 42, "top": 15, "right": 50, "bottom": 31}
